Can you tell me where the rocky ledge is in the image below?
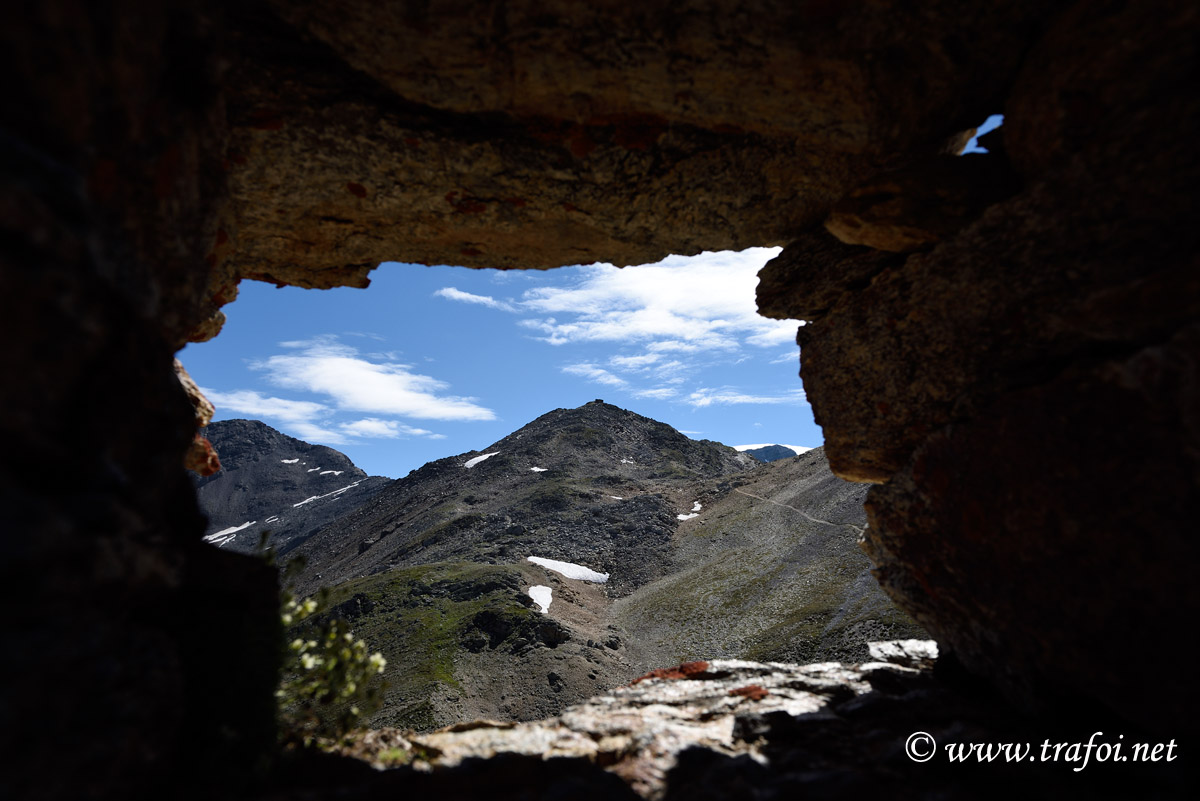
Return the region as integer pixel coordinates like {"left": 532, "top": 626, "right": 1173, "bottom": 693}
{"left": 277, "top": 641, "right": 1183, "bottom": 801}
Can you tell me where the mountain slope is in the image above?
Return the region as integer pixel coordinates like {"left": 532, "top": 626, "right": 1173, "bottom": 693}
{"left": 192, "top": 419, "right": 390, "bottom": 554}
{"left": 287, "top": 400, "right": 756, "bottom": 597}
{"left": 614, "top": 448, "right": 924, "bottom": 668}
{"left": 274, "top": 402, "right": 923, "bottom": 731}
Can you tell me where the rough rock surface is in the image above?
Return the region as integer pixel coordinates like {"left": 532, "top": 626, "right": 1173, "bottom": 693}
{"left": 756, "top": 0, "right": 1200, "bottom": 733}
{"left": 4, "top": 0, "right": 1197, "bottom": 797}
{"left": 305, "top": 643, "right": 1184, "bottom": 801}
{"left": 211, "top": 0, "right": 1054, "bottom": 309}
{"left": 823, "top": 154, "right": 1019, "bottom": 252}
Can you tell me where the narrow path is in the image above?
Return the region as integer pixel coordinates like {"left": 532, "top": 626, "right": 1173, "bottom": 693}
{"left": 734, "top": 488, "right": 865, "bottom": 535}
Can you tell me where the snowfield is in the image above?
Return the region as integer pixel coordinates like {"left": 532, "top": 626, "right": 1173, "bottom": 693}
{"left": 463, "top": 452, "right": 499, "bottom": 468}
{"left": 204, "top": 520, "right": 254, "bottom": 547}
{"left": 293, "top": 480, "right": 363, "bottom": 507}
{"left": 528, "top": 585, "right": 553, "bottom": 613}
{"left": 280, "top": 458, "right": 299, "bottom": 464}
{"left": 527, "top": 556, "right": 609, "bottom": 583}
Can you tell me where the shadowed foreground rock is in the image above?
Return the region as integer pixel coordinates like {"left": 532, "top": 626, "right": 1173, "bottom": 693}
{"left": 757, "top": 0, "right": 1200, "bottom": 732}
{"left": 2, "top": 0, "right": 1197, "bottom": 797}
{"left": 297, "top": 643, "right": 1183, "bottom": 801}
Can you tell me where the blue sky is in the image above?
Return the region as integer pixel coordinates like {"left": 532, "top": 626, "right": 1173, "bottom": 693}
{"left": 182, "top": 249, "right": 817, "bottom": 478}
{"left": 182, "top": 116, "right": 1004, "bottom": 479}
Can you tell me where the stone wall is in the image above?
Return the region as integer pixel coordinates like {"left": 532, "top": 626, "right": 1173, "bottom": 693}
{"left": 1, "top": 0, "right": 1194, "bottom": 797}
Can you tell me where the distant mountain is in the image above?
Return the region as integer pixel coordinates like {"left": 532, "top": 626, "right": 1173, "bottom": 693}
{"left": 278, "top": 401, "right": 923, "bottom": 731}
{"left": 734, "top": 443, "right": 809, "bottom": 462}
{"left": 191, "top": 419, "right": 390, "bottom": 554}
{"left": 288, "top": 400, "right": 756, "bottom": 597}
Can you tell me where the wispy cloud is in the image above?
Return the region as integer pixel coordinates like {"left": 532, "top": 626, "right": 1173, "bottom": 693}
{"left": 633, "top": 387, "right": 678, "bottom": 400}
{"left": 201, "top": 388, "right": 352, "bottom": 444}
{"left": 436, "top": 250, "right": 806, "bottom": 411}
{"left": 685, "top": 387, "right": 808, "bottom": 408}
{"left": 253, "top": 336, "right": 495, "bottom": 422}
{"left": 770, "top": 349, "right": 799, "bottom": 365}
{"left": 609, "top": 353, "right": 662, "bottom": 369}
{"left": 201, "top": 386, "right": 451, "bottom": 447}
{"left": 434, "top": 287, "right": 517, "bottom": 312}
{"left": 202, "top": 388, "right": 328, "bottom": 422}
{"left": 562, "top": 363, "right": 629, "bottom": 389}
{"left": 338, "top": 418, "right": 433, "bottom": 439}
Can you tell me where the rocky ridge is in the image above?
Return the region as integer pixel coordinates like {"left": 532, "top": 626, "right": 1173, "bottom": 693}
{"left": 191, "top": 419, "right": 390, "bottom": 553}
{"left": 287, "top": 400, "right": 756, "bottom": 598}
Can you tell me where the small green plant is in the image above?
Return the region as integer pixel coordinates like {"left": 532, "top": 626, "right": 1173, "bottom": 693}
{"left": 276, "top": 591, "right": 387, "bottom": 744}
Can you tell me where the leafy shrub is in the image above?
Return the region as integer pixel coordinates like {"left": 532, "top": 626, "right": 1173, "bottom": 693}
{"left": 276, "top": 591, "right": 387, "bottom": 744}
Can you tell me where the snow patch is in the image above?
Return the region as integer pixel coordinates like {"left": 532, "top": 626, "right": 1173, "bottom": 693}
{"left": 264, "top": 516, "right": 280, "bottom": 524}
{"left": 676, "top": 513, "right": 699, "bottom": 521}
{"left": 307, "top": 467, "right": 321, "bottom": 473}
{"left": 293, "top": 480, "right": 363, "bottom": 507}
{"left": 530, "top": 466, "right": 548, "bottom": 472}
{"left": 620, "top": 458, "right": 634, "bottom": 464}
{"left": 527, "top": 556, "right": 609, "bottom": 583}
{"left": 464, "top": 452, "right": 499, "bottom": 468}
{"left": 280, "top": 458, "right": 299, "bottom": 464}
{"left": 608, "top": 496, "right": 624, "bottom": 501}
{"left": 691, "top": 501, "right": 702, "bottom": 512}
{"left": 319, "top": 470, "right": 344, "bottom": 476}
{"left": 528, "top": 585, "right": 553, "bottom": 614}
{"left": 204, "top": 520, "right": 255, "bottom": 547}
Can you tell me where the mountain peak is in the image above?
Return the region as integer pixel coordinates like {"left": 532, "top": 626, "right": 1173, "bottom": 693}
{"left": 191, "top": 419, "right": 389, "bottom": 552}
{"left": 481, "top": 400, "right": 755, "bottom": 480}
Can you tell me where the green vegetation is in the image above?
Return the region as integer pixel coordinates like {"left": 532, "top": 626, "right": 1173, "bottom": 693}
{"left": 313, "top": 562, "right": 541, "bottom": 731}
{"left": 277, "top": 593, "right": 387, "bottom": 744}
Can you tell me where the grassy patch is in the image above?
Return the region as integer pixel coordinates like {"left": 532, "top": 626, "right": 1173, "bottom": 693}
{"left": 301, "top": 562, "right": 538, "bottom": 731}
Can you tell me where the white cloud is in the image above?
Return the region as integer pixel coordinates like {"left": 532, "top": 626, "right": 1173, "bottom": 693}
{"left": 562, "top": 363, "right": 629, "bottom": 389}
{"left": 685, "top": 387, "right": 808, "bottom": 408}
{"left": 290, "top": 422, "right": 352, "bottom": 445}
{"left": 518, "top": 248, "right": 794, "bottom": 351}
{"left": 251, "top": 336, "right": 495, "bottom": 422}
{"left": 770, "top": 350, "right": 799, "bottom": 365}
{"left": 428, "top": 250, "right": 807, "bottom": 413}
{"left": 633, "top": 387, "right": 678, "bottom": 400}
{"left": 609, "top": 353, "right": 662, "bottom": 369}
{"left": 434, "top": 286, "right": 516, "bottom": 312}
{"left": 202, "top": 388, "right": 328, "bottom": 422}
{"left": 338, "top": 418, "right": 434, "bottom": 439}
{"left": 201, "top": 388, "right": 353, "bottom": 444}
